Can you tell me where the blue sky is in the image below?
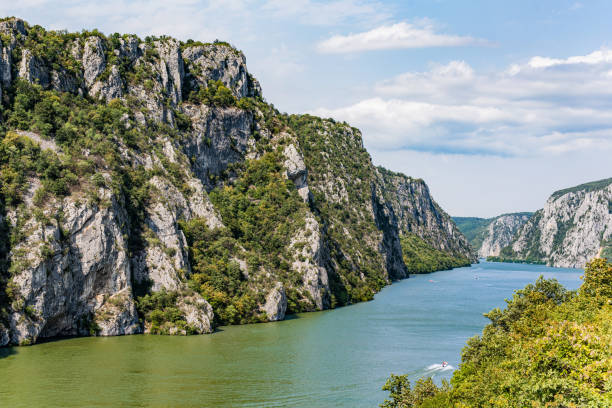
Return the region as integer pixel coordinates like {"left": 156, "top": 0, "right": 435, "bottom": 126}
{"left": 3, "top": 0, "right": 612, "bottom": 216}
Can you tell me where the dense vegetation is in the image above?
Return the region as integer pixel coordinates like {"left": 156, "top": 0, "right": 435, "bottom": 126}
{"left": 136, "top": 289, "right": 199, "bottom": 335}
{"left": 451, "top": 217, "right": 491, "bottom": 252}
{"left": 179, "top": 149, "right": 315, "bottom": 324}
{"left": 400, "top": 233, "right": 471, "bottom": 274}
{"left": 380, "top": 258, "right": 612, "bottom": 407}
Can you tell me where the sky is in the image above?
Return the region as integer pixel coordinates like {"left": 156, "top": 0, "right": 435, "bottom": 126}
{"left": 2, "top": 0, "right": 612, "bottom": 217}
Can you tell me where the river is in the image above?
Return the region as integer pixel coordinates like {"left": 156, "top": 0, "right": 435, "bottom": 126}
{"left": 0, "top": 261, "right": 582, "bottom": 407}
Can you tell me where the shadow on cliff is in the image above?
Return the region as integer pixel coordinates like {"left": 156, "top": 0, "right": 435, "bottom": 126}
{"left": 0, "top": 195, "right": 13, "bottom": 345}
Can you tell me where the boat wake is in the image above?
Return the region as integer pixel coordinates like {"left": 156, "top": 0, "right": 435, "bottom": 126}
{"left": 424, "top": 363, "right": 455, "bottom": 373}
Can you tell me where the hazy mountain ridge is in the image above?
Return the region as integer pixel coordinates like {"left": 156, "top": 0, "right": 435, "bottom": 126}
{"left": 0, "top": 18, "right": 474, "bottom": 346}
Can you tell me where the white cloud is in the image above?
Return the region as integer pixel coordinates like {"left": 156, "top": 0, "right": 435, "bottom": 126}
{"left": 313, "top": 48, "right": 612, "bottom": 157}
{"left": 317, "top": 20, "right": 484, "bottom": 53}
{"left": 523, "top": 49, "right": 612, "bottom": 70}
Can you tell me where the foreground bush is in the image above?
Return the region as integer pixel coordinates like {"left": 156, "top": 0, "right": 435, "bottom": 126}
{"left": 381, "top": 258, "right": 612, "bottom": 407}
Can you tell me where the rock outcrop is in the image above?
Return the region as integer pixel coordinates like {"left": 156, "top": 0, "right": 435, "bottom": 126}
{"left": 502, "top": 179, "right": 612, "bottom": 268}
{"left": 262, "top": 284, "right": 287, "bottom": 321}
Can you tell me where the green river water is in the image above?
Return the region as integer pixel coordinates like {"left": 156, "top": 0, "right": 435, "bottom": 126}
{"left": 0, "top": 261, "right": 582, "bottom": 407}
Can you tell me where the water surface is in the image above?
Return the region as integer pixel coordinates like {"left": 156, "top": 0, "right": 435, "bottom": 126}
{"left": 0, "top": 262, "right": 582, "bottom": 407}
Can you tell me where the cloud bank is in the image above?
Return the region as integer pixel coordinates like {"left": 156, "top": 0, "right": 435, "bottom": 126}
{"left": 317, "top": 21, "right": 483, "bottom": 53}
{"left": 313, "top": 48, "right": 612, "bottom": 157}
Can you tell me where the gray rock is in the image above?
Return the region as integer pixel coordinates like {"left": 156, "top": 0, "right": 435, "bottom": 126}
{"left": 183, "top": 44, "right": 255, "bottom": 98}
{"left": 0, "top": 39, "right": 13, "bottom": 98}
{"left": 376, "top": 169, "right": 475, "bottom": 262}
{"left": 262, "top": 284, "right": 287, "bottom": 321}
{"left": 82, "top": 36, "right": 106, "bottom": 87}
{"left": 156, "top": 39, "right": 184, "bottom": 104}
{"left": 18, "top": 49, "right": 50, "bottom": 88}
{"left": 290, "top": 213, "right": 330, "bottom": 310}
{"left": 90, "top": 65, "right": 124, "bottom": 101}
{"left": 132, "top": 200, "right": 189, "bottom": 292}
{"left": 94, "top": 290, "right": 141, "bottom": 336}
{"left": 51, "top": 68, "right": 79, "bottom": 93}
{"left": 182, "top": 105, "right": 254, "bottom": 189}
{"left": 6, "top": 191, "right": 140, "bottom": 345}
{"left": 510, "top": 181, "right": 612, "bottom": 267}
{"left": 283, "top": 143, "right": 310, "bottom": 201}
{"left": 119, "top": 36, "right": 141, "bottom": 61}
{"left": 478, "top": 214, "right": 530, "bottom": 258}
{"left": 177, "top": 292, "right": 214, "bottom": 334}
{"left": 0, "top": 18, "right": 26, "bottom": 37}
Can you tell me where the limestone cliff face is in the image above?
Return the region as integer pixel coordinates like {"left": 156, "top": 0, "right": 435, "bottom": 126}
{"left": 0, "top": 18, "right": 474, "bottom": 345}
{"left": 505, "top": 179, "right": 612, "bottom": 268}
{"left": 477, "top": 214, "right": 531, "bottom": 258}
{"left": 376, "top": 169, "right": 475, "bottom": 262}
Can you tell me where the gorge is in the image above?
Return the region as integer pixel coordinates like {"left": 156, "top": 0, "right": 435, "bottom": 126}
{"left": 0, "top": 17, "right": 610, "bottom": 408}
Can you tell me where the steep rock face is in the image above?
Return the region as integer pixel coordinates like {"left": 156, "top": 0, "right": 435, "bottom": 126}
{"left": 478, "top": 214, "right": 531, "bottom": 258}
{"left": 155, "top": 39, "right": 184, "bottom": 104}
{"left": 18, "top": 49, "right": 50, "bottom": 88}
{"left": 90, "top": 65, "right": 124, "bottom": 101}
{"left": 82, "top": 36, "right": 107, "bottom": 89}
{"left": 377, "top": 168, "right": 475, "bottom": 261}
{"left": 0, "top": 18, "right": 474, "bottom": 345}
{"left": 6, "top": 189, "right": 141, "bottom": 345}
{"left": 182, "top": 105, "right": 254, "bottom": 189}
{"left": 504, "top": 179, "right": 612, "bottom": 267}
{"left": 288, "top": 211, "right": 330, "bottom": 309}
{"left": 371, "top": 173, "right": 408, "bottom": 280}
{"left": 283, "top": 143, "right": 310, "bottom": 201}
{"left": 291, "top": 116, "right": 408, "bottom": 302}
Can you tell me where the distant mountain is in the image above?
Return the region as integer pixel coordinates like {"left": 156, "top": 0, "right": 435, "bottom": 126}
{"left": 453, "top": 213, "right": 532, "bottom": 258}
{"left": 494, "top": 178, "right": 612, "bottom": 268}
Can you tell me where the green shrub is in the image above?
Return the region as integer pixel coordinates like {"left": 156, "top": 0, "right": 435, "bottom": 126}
{"left": 380, "top": 258, "right": 612, "bottom": 408}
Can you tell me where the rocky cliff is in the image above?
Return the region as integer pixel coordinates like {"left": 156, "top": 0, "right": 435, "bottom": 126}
{"left": 0, "top": 18, "right": 474, "bottom": 346}
{"left": 377, "top": 168, "right": 473, "bottom": 260}
{"left": 454, "top": 213, "right": 532, "bottom": 258}
{"left": 478, "top": 214, "right": 532, "bottom": 258}
{"left": 497, "top": 178, "right": 612, "bottom": 268}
